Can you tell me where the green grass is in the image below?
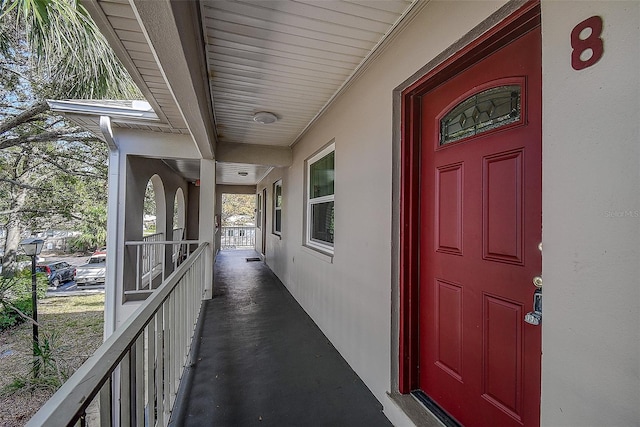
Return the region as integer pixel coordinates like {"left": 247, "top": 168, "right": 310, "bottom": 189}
{"left": 0, "top": 293, "right": 105, "bottom": 426}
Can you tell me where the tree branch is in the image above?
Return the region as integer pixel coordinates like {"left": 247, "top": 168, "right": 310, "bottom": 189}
{"left": 0, "top": 177, "right": 46, "bottom": 190}
{"left": 0, "top": 127, "right": 86, "bottom": 150}
{"left": 1, "top": 300, "right": 41, "bottom": 327}
{"left": 39, "top": 152, "right": 106, "bottom": 178}
{"left": 0, "top": 100, "right": 49, "bottom": 136}
{"left": 0, "top": 207, "right": 64, "bottom": 216}
{"left": 0, "top": 208, "right": 22, "bottom": 215}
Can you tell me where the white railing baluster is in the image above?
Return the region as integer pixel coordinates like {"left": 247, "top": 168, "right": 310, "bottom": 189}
{"left": 177, "top": 287, "right": 183, "bottom": 396}
{"left": 99, "top": 378, "right": 112, "bottom": 427}
{"left": 124, "top": 238, "right": 200, "bottom": 297}
{"left": 169, "top": 294, "right": 177, "bottom": 408}
{"left": 177, "top": 284, "right": 183, "bottom": 370}
{"left": 121, "top": 350, "right": 132, "bottom": 427}
{"left": 164, "top": 243, "right": 167, "bottom": 282}
{"left": 147, "top": 244, "right": 153, "bottom": 290}
{"left": 220, "top": 225, "right": 256, "bottom": 249}
{"left": 136, "top": 245, "right": 141, "bottom": 291}
{"left": 146, "top": 317, "right": 156, "bottom": 427}
{"left": 184, "top": 273, "right": 189, "bottom": 356}
{"left": 182, "top": 282, "right": 187, "bottom": 363}
{"left": 135, "top": 335, "right": 144, "bottom": 426}
{"left": 163, "top": 298, "right": 172, "bottom": 424}
{"left": 156, "top": 307, "right": 165, "bottom": 427}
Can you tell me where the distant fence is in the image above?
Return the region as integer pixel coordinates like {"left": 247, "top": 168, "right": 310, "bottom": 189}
{"left": 221, "top": 226, "right": 255, "bottom": 250}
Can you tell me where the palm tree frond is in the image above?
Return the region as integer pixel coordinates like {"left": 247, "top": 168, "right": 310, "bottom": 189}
{"left": 2, "top": 0, "right": 141, "bottom": 99}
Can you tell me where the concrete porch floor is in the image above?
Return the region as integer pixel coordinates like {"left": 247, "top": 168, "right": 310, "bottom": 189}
{"left": 171, "top": 249, "right": 392, "bottom": 426}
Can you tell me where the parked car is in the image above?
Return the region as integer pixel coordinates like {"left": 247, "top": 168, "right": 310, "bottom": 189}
{"left": 36, "top": 261, "right": 76, "bottom": 287}
{"left": 75, "top": 254, "right": 106, "bottom": 286}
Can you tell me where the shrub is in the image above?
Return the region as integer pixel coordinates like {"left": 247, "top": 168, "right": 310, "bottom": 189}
{"left": 0, "top": 270, "right": 48, "bottom": 331}
{"left": 1, "top": 331, "right": 71, "bottom": 396}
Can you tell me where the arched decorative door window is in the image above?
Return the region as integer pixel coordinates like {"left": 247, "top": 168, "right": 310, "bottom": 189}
{"left": 440, "top": 84, "right": 522, "bottom": 146}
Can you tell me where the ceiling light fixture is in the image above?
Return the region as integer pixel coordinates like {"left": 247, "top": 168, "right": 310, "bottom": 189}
{"left": 253, "top": 111, "right": 277, "bottom": 124}
{"left": 238, "top": 171, "right": 248, "bottom": 176}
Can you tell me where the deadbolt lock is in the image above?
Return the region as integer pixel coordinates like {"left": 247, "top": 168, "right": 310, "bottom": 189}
{"left": 524, "top": 288, "right": 543, "bottom": 326}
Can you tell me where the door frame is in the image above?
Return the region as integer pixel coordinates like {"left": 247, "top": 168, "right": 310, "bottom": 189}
{"left": 398, "top": 1, "right": 541, "bottom": 394}
{"left": 261, "top": 188, "right": 267, "bottom": 256}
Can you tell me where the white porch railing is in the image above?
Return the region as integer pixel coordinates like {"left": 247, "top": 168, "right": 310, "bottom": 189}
{"left": 26, "top": 242, "right": 209, "bottom": 427}
{"left": 172, "top": 228, "right": 184, "bottom": 264}
{"left": 139, "top": 232, "right": 164, "bottom": 285}
{"left": 220, "top": 226, "right": 255, "bottom": 249}
{"left": 125, "top": 235, "right": 199, "bottom": 296}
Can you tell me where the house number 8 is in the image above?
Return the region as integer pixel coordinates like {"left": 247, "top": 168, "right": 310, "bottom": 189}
{"left": 571, "top": 16, "right": 604, "bottom": 70}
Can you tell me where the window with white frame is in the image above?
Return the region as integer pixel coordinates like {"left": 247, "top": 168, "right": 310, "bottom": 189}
{"left": 256, "top": 192, "right": 262, "bottom": 228}
{"left": 306, "top": 142, "right": 334, "bottom": 253}
{"left": 273, "top": 180, "right": 282, "bottom": 235}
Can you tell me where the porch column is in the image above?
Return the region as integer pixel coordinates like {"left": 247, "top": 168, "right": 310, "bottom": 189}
{"left": 198, "top": 159, "right": 216, "bottom": 299}
{"left": 100, "top": 116, "right": 123, "bottom": 338}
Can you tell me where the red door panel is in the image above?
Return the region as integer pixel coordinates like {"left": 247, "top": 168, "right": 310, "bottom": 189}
{"left": 419, "top": 28, "right": 542, "bottom": 427}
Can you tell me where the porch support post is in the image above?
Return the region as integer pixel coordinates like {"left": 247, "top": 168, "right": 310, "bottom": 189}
{"left": 101, "top": 116, "right": 121, "bottom": 339}
{"left": 198, "top": 159, "right": 215, "bottom": 299}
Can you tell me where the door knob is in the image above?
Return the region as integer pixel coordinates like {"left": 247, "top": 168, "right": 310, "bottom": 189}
{"left": 532, "top": 276, "right": 542, "bottom": 288}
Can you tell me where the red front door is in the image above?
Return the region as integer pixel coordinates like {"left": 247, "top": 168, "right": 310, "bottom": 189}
{"left": 418, "top": 28, "right": 542, "bottom": 426}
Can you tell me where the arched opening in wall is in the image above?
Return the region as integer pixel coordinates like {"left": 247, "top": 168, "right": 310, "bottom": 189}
{"left": 173, "top": 188, "right": 186, "bottom": 240}
{"left": 141, "top": 175, "right": 166, "bottom": 289}
{"left": 144, "top": 175, "right": 166, "bottom": 237}
{"left": 221, "top": 193, "right": 256, "bottom": 250}
{"left": 172, "top": 188, "right": 186, "bottom": 264}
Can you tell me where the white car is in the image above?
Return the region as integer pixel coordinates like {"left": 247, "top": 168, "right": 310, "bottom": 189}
{"left": 75, "top": 254, "right": 106, "bottom": 286}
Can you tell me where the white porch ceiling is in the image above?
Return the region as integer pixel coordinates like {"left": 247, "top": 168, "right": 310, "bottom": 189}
{"left": 86, "top": 0, "right": 421, "bottom": 184}
{"left": 216, "top": 162, "right": 273, "bottom": 186}
{"left": 202, "top": 0, "right": 415, "bottom": 147}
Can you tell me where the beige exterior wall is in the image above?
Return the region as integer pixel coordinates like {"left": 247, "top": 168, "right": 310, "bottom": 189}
{"left": 540, "top": 1, "right": 640, "bottom": 425}
{"left": 256, "top": 1, "right": 640, "bottom": 425}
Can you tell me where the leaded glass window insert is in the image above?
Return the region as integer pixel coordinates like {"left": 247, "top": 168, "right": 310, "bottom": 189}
{"left": 306, "top": 143, "right": 335, "bottom": 253}
{"left": 440, "top": 85, "right": 521, "bottom": 145}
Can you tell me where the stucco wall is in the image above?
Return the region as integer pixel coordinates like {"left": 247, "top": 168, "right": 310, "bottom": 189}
{"left": 540, "top": 2, "right": 640, "bottom": 425}
{"left": 186, "top": 183, "right": 200, "bottom": 241}
{"left": 107, "top": 129, "right": 200, "bottom": 328}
